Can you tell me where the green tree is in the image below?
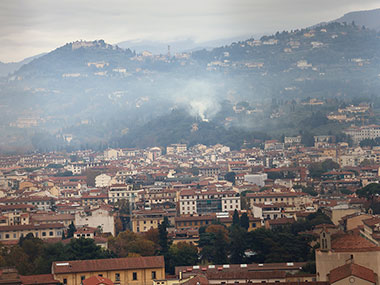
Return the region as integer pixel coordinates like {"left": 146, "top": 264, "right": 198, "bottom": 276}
{"left": 224, "top": 172, "right": 236, "bottom": 184}
{"left": 232, "top": 209, "right": 240, "bottom": 226}
{"left": 357, "top": 183, "right": 380, "bottom": 201}
{"left": 240, "top": 213, "right": 249, "bottom": 230}
{"left": 229, "top": 225, "right": 247, "bottom": 264}
{"left": 302, "top": 186, "right": 318, "bottom": 196}
{"left": 158, "top": 219, "right": 172, "bottom": 272}
{"left": 309, "top": 159, "right": 340, "bottom": 178}
{"left": 108, "top": 230, "right": 158, "bottom": 257}
{"left": 166, "top": 242, "right": 198, "bottom": 274}
{"left": 65, "top": 238, "right": 112, "bottom": 261}
{"left": 198, "top": 225, "right": 229, "bottom": 264}
{"left": 357, "top": 183, "right": 380, "bottom": 213}
{"left": 67, "top": 222, "right": 76, "bottom": 238}
{"left": 34, "top": 242, "right": 67, "bottom": 274}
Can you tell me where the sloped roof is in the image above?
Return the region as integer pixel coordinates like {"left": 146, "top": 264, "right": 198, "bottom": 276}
{"left": 20, "top": 274, "right": 60, "bottom": 285}
{"left": 82, "top": 275, "right": 113, "bottom": 285}
{"left": 52, "top": 256, "right": 164, "bottom": 274}
{"left": 182, "top": 275, "right": 209, "bottom": 285}
{"left": 331, "top": 234, "right": 380, "bottom": 252}
{"left": 329, "top": 263, "right": 376, "bottom": 284}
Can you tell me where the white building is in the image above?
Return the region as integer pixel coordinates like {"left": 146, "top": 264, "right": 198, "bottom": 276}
{"left": 104, "top": 148, "right": 123, "bottom": 160}
{"left": 95, "top": 174, "right": 112, "bottom": 188}
{"left": 344, "top": 125, "right": 380, "bottom": 145}
{"left": 108, "top": 184, "right": 140, "bottom": 204}
{"left": 75, "top": 206, "right": 115, "bottom": 236}
{"left": 244, "top": 173, "right": 268, "bottom": 187}
{"left": 179, "top": 189, "right": 240, "bottom": 215}
{"left": 166, "top": 144, "right": 187, "bottom": 155}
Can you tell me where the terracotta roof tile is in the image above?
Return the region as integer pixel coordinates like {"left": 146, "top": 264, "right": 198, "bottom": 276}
{"left": 329, "top": 263, "right": 376, "bottom": 283}
{"left": 331, "top": 234, "right": 380, "bottom": 252}
{"left": 20, "top": 274, "right": 60, "bottom": 284}
{"left": 182, "top": 275, "right": 209, "bottom": 285}
{"left": 362, "top": 217, "right": 380, "bottom": 228}
{"left": 205, "top": 270, "right": 286, "bottom": 279}
{"left": 52, "top": 256, "right": 164, "bottom": 274}
{"left": 82, "top": 275, "right": 114, "bottom": 285}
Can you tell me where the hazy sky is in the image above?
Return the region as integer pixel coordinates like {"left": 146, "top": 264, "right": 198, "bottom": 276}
{"left": 0, "top": 0, "right": 379, "bottom": 62}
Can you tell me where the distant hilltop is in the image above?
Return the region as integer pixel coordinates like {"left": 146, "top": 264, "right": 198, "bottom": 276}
{"left": 314, "top": 8, "right": 380, "bottom": 31}
{"left": 69, "top": 39, "right": 120, "bottom": 50}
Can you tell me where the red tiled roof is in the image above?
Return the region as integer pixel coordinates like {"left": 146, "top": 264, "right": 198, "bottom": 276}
{"left": 52, "top": 256, "right": 164, "bottom": 274}
{"left": 267, "top": 217, "right": 295, "bottom": 225}
{"left": 82, "top": 275, "right": 113, "bottom": 285}
{"left": 331, "top": 234, "right": 380, "bottom": 252}
{"left": 246, "top": 192, "right": 302, "bottom": 198}
{"left": 205, "top": 270, "right": 286, "bottom": 280}
{"left": 0, "top": 223, "right": 65, "bottom": 232}
{"left": 362, "top": 217, "right": 380, "bottom": 228}
{"left": 328, "top": 263, "right": 376, "bottom": 284}
{"left": 0, "top": 204, "right": 35, "bottom": 211}
{"left": 181, "top": 275, "right": 209, "bottom": 285}
{"left": 20, "top": 274, "right": 60, "bottom": 284}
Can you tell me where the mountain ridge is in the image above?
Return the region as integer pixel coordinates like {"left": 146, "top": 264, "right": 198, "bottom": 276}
{"left": 0, "top": 21, "right": 379, "bottom": 152}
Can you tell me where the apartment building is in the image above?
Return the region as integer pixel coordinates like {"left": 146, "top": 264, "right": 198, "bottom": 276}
{"left": 179, "top": 189, "right": 240, "bottom": 215}
{"left": 108, "top": 184, "right": 139, "bottom": 204}
{"left": 52, "top": 256, "right": 165, "bottom": 285}
{"left": 0, "top": 223, "right": 65, "bottom": 242}
{"left": 131, "top": 209, "right": 175, "bottom": 233}
{"left": 246, "top": 191, "right": 311, "bottom": 211}
{"left": 344, "top": 124, "right": 380, "bottom": 144}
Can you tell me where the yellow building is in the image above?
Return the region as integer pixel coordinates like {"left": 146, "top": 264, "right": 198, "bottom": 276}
{"left": 52, "top": 256, "right": 165, "bottom": 285}
{"left": 131, "top": 209, "right": 175, "bottom": 233}
{"left": 0, "top": 223, "right": 65, "bottom": 241}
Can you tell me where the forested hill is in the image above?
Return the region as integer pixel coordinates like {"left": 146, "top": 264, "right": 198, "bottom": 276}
{"left": 0, "top": 22, "right": 379, "bottom": 152}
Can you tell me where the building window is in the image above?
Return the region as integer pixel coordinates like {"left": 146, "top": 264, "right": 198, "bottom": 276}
{"left": 49, "top": 231, "right": 54, "bottom": 236}
{"left": 152, "top": 271, "right": 156, "bottom": 279}
{"left": 133, "top": 272, "right": 137, "bottom": 280}
{"left": 98, "top": 274, "right": 103, "bottom": 277}
{"left": 81, "top": 276, "right": 85, "bottom": 281}
{"left": 5, "top": 234, "right": 9, "bottom": 239}
{"left": 115, "top": 273, "right": 120, "bottom": 281}
{"left": 63, "top": 279, "right": 67, "bottom": 285}
{"left": 42, "top": 232, "right": 46, "bottom": 236}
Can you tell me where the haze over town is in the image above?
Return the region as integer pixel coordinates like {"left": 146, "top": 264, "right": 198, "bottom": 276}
{"left": 0, "top": 0, "right": 379, "bottom": 61}
{"left": 1, "top": 2, "right": 380, "bottom": 285}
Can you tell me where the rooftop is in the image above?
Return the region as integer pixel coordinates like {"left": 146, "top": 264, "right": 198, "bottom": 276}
{"left": 328, "top": 262, "right": 376, "bottom": 284}
{"left": 52, "top": 256, "right": 164, "bottom": 274}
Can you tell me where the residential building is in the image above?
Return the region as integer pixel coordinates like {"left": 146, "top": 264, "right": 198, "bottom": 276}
{"left": 75, "top": 206, "right": 115, "bottom": 236}
{"left": 95, "top": 174, "right": 112, "bottom": 188}
{"left": 179, "top": 189, "right": 240, "bottom": 215}
{"left": 108, "top": 184, "right": 139, "bottom": 204}
{"left": 344, "top": 125, "right": 380, "bottom": 144}
{"left": 131, "top": 209, "right": 175, "bottom": 233}
{"left": 0, "top": 223, "right": 65, "bottom": 242}
{"left": 247, "top": 191, "right": 311, "bottom": 211}
{"left": 166, "top": 144, "right": 187, "bottom": 155}
{"left": 52, "top": 256, "right": 165, "bottom": 285}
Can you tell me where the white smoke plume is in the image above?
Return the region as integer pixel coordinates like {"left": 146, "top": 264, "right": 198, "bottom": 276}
{"left": 172, "top": 79, "right": 221, "bottom": 121}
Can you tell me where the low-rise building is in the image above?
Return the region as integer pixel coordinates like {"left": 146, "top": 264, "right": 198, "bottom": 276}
{"left": 75, "top": 206, "right": 115, "bottom": 236}
{"left": 52, "top": 256, "right": 165, "bottom": 285}
{"left": 0, "top": 223, "right": 65, "bottom": 242}
{"left": 179, "top": 189, "right": 240, "bottom": 215}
